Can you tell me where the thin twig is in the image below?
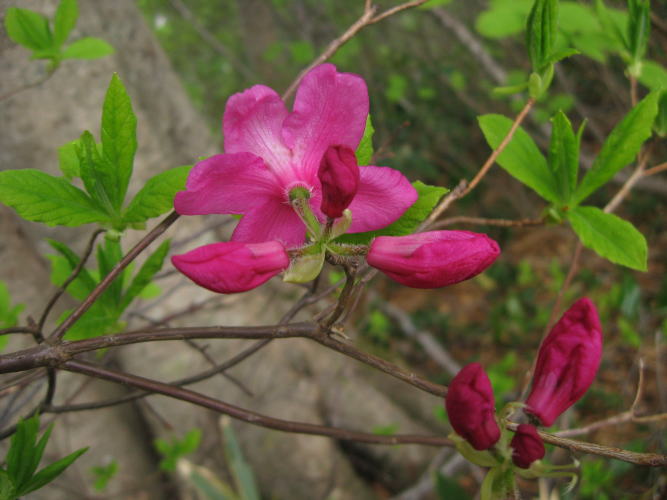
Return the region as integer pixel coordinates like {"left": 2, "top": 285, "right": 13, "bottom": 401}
{"left": 62, "top": 359, "right": 453, "bottom": 447}
{"left": 49, "top": 211, "right": 180, "bottom": 341}
{"left": 433, "top": 216, "right": 544, "bottom": 229}
{"left": 282, "top": 0, "right": 428, "bottom": 100}
{"left": 38, "top": 229, "right": 105, "bottom": 331}
{"left": 0, "top": 70, "right": 55, "bottom": 102}
{"left": 641, "top": 161, "right": 667, "bottom": 178}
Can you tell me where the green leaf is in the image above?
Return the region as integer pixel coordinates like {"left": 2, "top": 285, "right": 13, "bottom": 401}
{"left": 19, "top": 447, "right": 88, "bottom": 496}
{"left": 526, "top": 0, "right": 558, "bottom": 71}
{"left": 335, "top": 181, "right": 447, "bottom": 244}
{"left": 100, "top": 74, "right": 137, "bottom": 209}
{"left": 355, "top": 117, "right": 375, "bottom": 166}
{"left": 62, "top": 37, "right": 114, "bottom": 59}
{"left": 654, "top": 91, "right": 667, "bottom": 137}
{"left": 548, "top": 111, "right": 578, "bottom": 203}
{"left": 58, "top": 141, "right": 80, "bottom": 180}
{"left": 221, "top": 419, "right": 260, "bottom": 500}
{"left": 573, "top": 92, "right": 660, "bottom": 204}
{"left": 638, "top": 61, "right": 667, "bottom": 91}
{"left": 120, "top": 240, "right": 170, "bottom": 311}
{"left": 77, "top": 131, "right": 118, "bottom": 217}
{"left": 60, "top": 303, "right": 120, "bottom": 341}
{"left": 47, "top": 239, "right": 98, "bottom": 294}
{"left": 542, "top": 47, "right": 580, "bottom": 66}
{"left": 626, "top": 0, "right": 650, "bottom": 66}
{"left": 478, "top": 114, "right": 559, "bottom": 203}
{"left": 435, "top": 472, "right": 469, "bottom": 500}
{"left": 0, "top": 470, "right": 15, "bottom": 500}
{"left": 0, "top": 281, "right": 24, "bottom": 330}
{"left": 90, "top": 461, "right": 118, "bottom": 492}
{"left": 123, "top": 166, "right": 191, "bottom": 223}
{"left": 53, "top": 0, "right": 78, "bottom": 47}
{"left": 0, "top": 169, "right": 109, "bottom": 227}
{"left": 5, "top": 8, "right": 53, "bottom": 51}
{"left": 7, "top": 415, "right": 40, "bottom": 489}
{"left": 475, "top": 0, "right": 532, "bottom": 39}
{"left": 567, "top": 206, "right": 647, "bottom": 271}
{"left": 97, "top": 238, "right": 124, "bottom": 308}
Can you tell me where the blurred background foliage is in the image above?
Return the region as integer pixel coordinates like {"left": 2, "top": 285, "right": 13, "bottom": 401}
{"left": 136, "top": 0, "right": 666, "bottom": 497}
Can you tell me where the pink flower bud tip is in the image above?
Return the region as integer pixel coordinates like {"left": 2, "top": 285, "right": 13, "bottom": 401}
{"left": 318, "top": 144, "right": 360, "bottom": 219}
{"left": 511, "top": 424, "right": 545, "bottom": 469}
{"left": 525, "top": 297, "right": 603, "bottom": 426}
{"left": 367, "top": 231, "right": 500, "bottom": 289}
{"left": 445, "top": 363, "right": 501, "bottom": 451}
{"left": 172, "top": 241, "right": 289, "bottom": 294}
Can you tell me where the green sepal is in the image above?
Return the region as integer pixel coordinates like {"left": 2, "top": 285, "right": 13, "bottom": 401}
{"left": 283, "top": 249, "right": 325, "bottom": 284}
{"left": 449, "top": 434, "right": 500, "bottom": 468}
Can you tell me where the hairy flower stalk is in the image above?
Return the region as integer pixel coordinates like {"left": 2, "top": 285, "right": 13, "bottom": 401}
{"left": 525, "top": 298, "right": 603, "bottom": 426}
{"left": 445, "top": 363, "right": 500, "bottom": 451}
{"left": 367, "top": 231, "right": 500, "bottom": 288}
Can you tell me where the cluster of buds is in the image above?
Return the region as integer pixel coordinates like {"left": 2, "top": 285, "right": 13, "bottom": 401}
{"left": 173, "top": 141, "right": 501, "bottom": 294}
{"left": 444, "top": 298, "right": 602, "bottom": 485}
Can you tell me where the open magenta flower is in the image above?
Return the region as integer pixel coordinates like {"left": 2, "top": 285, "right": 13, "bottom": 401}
{"left": 525, "top": 298, "right": 603, "bottom": 426}
{"left": 511, "top": 424, "right": 545, "bottom": 469}
{"left": 367, "top": 230, "right": 500, "bottom": 288}
{"left": 174, "top": 64, "right": 417, "bottom": 247}
{"left": 445, "top": 363, "right": 501, "bottom": 451}
{"left": 171, "top": 241, "right": 289, "bottom": 294}
{"left": 318, "top": 144, "right": 360, "bottom": 219}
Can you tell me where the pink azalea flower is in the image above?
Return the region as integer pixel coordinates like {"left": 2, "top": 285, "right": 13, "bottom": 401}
{"left": 175, "top": 64, "right": 417, "bottom": 247}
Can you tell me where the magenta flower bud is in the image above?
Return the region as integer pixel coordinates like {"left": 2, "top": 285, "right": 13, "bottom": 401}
{"left": 367, "top": 231, "right": 500, "bottom": 289}
{"left": 511, "top": 424, "right": 545, "bottom": 469}
{"left": 445, "top": 363, "right": 501, "bottom": 451}
{"left": 525, "top": 298, "right": 603, "bottom": 426}
{"left": 318, "top": 144, "right": 360, "bottom": 219}
{"left": 172, "top": 241, "right": 289, "bottom": 294}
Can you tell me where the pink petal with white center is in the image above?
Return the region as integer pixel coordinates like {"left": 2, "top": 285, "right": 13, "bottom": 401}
{"left": 231, "top": 197, "right": 307, "bottom": 248}
{"left": 174, "top": 153, "right": 281, "bottom": 216}
{"left": 223, "top": 85, "right": 292, "bottom": 175}
{"left": 346, "top": 166, "right": 418, "bottom": 233}
{"left": 282, "top": 64, "right": 368, "bottom": 175}
{"left": 172, "top": 241, "right": 289, "bottom": 294}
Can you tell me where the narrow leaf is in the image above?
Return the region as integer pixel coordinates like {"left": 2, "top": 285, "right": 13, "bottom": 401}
{"left": 222, "top": 419, "right": 260, "bottom": 500}
{"left": 548, "top": 111, "right": 578, "bottom": 203}
{"left": 58, "top": 141, "right": 80, "bottom": 180}
{"left": 574, "top": 92, "right": 660, "bottom": 204}
{"left": 47, "top": 239, "right": 97, "bottom": 293}
{"left": 62, "top": 37, "right": 114, "bottom": 59}
{"left": 5, "top": 8, "right": 52, "bottom": 51}
{"left": 526, "top": 0, "right": 558, "bottom": 71}
{"left": 53, "top": 0, "right": 78, "bottom": 47}
{"left": 77, "top": 131, "right": 118, "bottom": 217}
{"left": 20, "top": 447, "right": 88, "bottom": 496}
{"left": 120, "top": 240, "right": 170, "bottom": 311}
{"left": 478, "top": 114, "right": 559, "bottom": 203}
{"left": 568, "top": 206, "right": 647, "bottom": 271}
{"left": 123, "top": 166, "right": 191, "bottom": 223}
{"left": 100, "top": 74, "right": 137, "bottom": 208}
{"left": 0, "top": 169, "right": 109, "bottom": 227}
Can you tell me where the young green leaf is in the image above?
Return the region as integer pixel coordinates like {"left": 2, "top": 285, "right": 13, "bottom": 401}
{"left": 335, "top": 181, "right": 447, "bottom": 244}
{"left": 58, "top": 141, "right": 81, "bottom": 180}
{"left": 7, "top": 415, "right": 40, "bottom": 489}
{"left": 626, "top": 0, "right": 650, "bottom": 69}
{"left": 19, "top": 447, "right": 88, "bottom": 496}
{"left": 97, "top": 238, "right": 124, "bottom": 308}
{"left": 573, "top": 92, "right": 660, "bottom": 204}
{"left": 77, "top": 131, "right": 118, "bottom": 217}
{"left": 48, "top": 239, "right": 98, "bottom": 294}
{"left": 60, "top": 302, "right": 120, "bottom": 341}
{"left": 221, "top": 418, "right": 260, "bottom": 500}
{"left": 478, "top": 114, "right": 559, "bottom": 203}
{"left": 5, "top": 8, "right": 53, "bottom": 51}
{"left": 0, "top": 281, "right": 24, "bottom": 329}
{"left": 525, "top": 0, "right": 558, "bottom": 71}
{"left": 355, "top": 116, "right": 375, "bottom": 166}
{"left": 567, "top": 206, "right": 647, "bottom": 271}
{"left": 101, "top": 74, "right": 137, "bottom": 209}
{"left": 120, "top": 240, "right": 170, "bottom": 311}
{"left": 548, "top": 111, "right": 579, "bottom": 203}
{"left": 0, "top": 169, "right": 110, "bottom": 227}
{"left": 91, "top": 461, "right": 118, "bottom": 492}
{"left": 53, "top": 0, "right": 78, "bottom": 47}
{"left": 655, "top": 91, "right": 667, "bottom": 137}
{"left": 123, "top": 166, "right": 192, "bottom": 223}
{"left": 62, "top": 37, "right": 114, "bottom": 59}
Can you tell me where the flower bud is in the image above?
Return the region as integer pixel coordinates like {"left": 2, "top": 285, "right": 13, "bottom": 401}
{"left": 367, "top": 231, "right": 500, "bottom": 289}
{"left": 318, "top": 144, "right": 360, "bottom": 219}
{"left": 525, "top": 298, "right": 603, "bottom": 426}
{"left": 511, "top": 424, "right": 545, "bottom": 469}
{"left": 445, "top": 363, "right": 500, "bottom": 451}
{"left": 172, "top": 241, "right": 289, "bottom": 294}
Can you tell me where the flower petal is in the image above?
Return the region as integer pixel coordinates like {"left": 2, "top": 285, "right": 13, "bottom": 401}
{"left": 282, "top": 64, "right": 368, "bottom": 174}
{"left": 223, "top": 84, "right": 292, "bottom": 174}
{"left": 172, "top": 241, "right": 289, "bottom": 294}
{"left": 347, "top": 166, "right": 418, "bottom": 233}
{"left": 174, "top": 153, "right": 281, "bottom": 216}
{"left": 231, "top": 198, "right": 307, "bottom": 247}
